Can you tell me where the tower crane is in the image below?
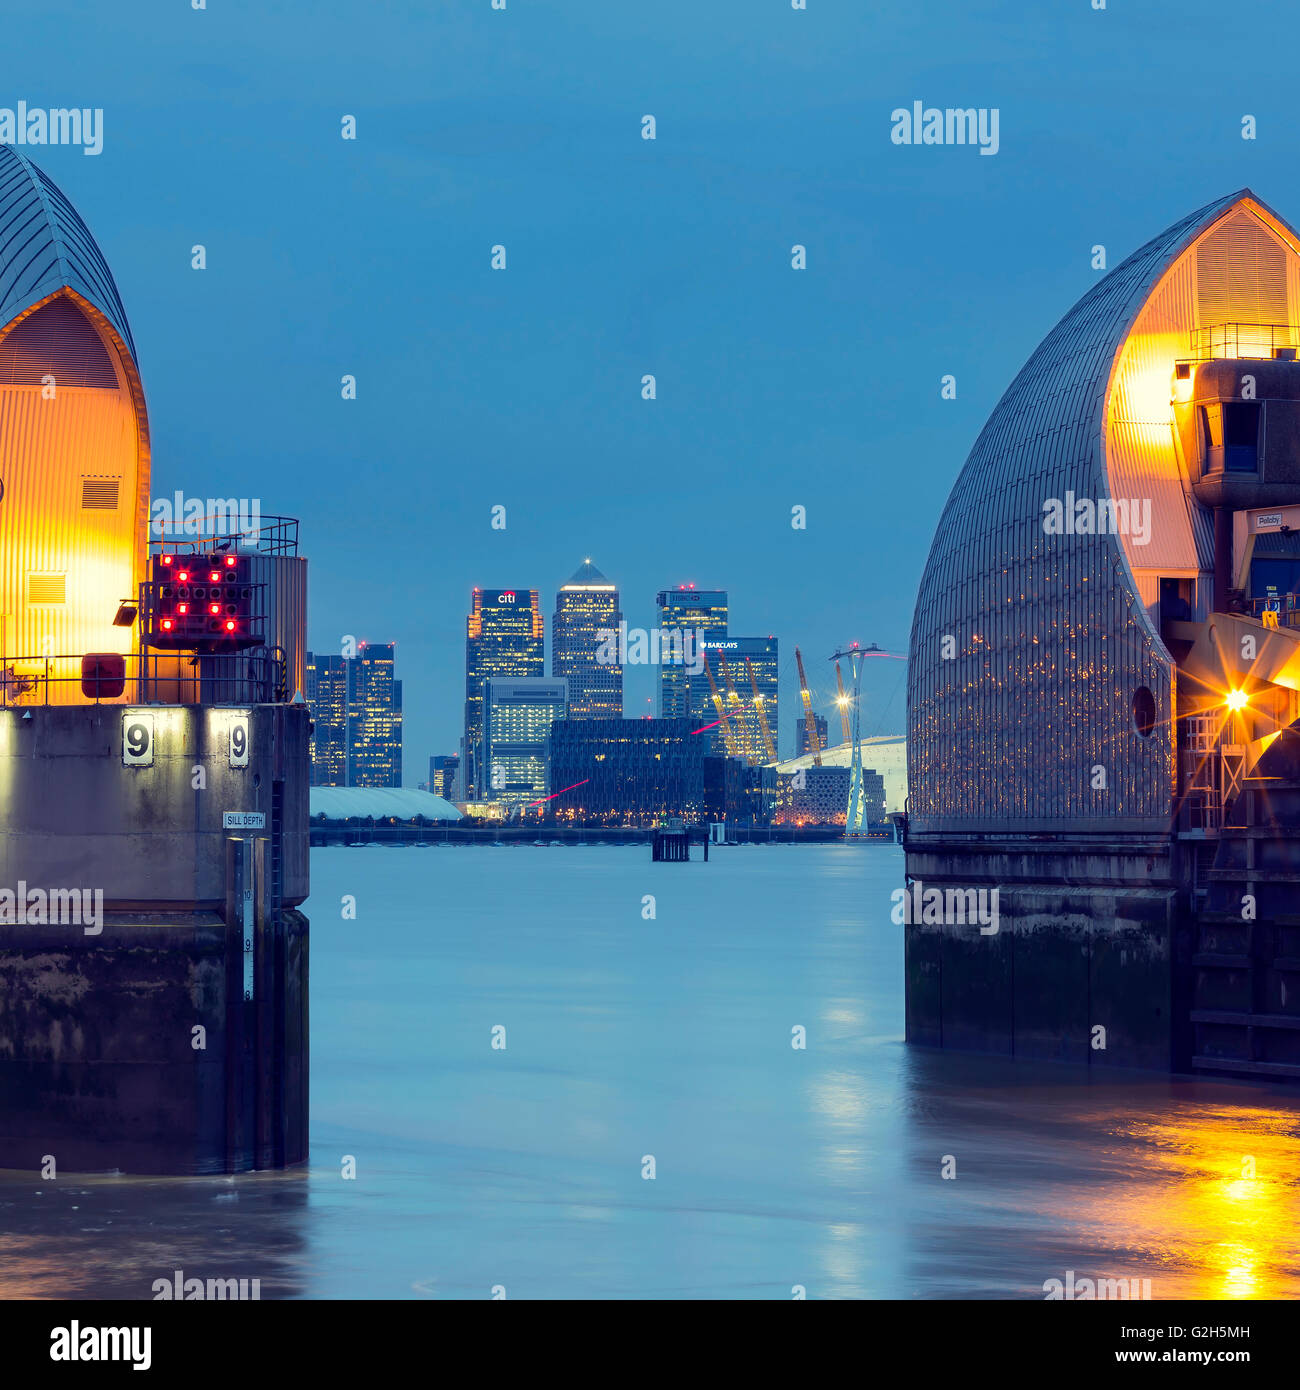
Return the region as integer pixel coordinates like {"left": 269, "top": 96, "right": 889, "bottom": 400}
{"left": 717, "top": 653, "right": 755, "bottom": 763}
{"left": 795, "top": 646, "right": 822, "bottom": 766}
{"left": 702, "top": 652, "right": 741, "bottom": 758}
{"left": 744, "top": 656, "right": 778, "bottom": 764}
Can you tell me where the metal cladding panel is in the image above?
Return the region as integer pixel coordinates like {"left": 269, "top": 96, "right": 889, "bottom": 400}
{"left": 0, "top": 380, "right": 143, "bottom": 695}
{"left": 908, "top": 192, "right": 1250, "bottom": 836}
{"left": 0, "top": 147, "right": 135, "bottom": 356}
{"left": 245, "top": 553, "right": 308, "bottom": 696}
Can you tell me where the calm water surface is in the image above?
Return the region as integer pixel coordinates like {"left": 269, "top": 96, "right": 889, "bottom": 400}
{"left": 3, "top": 844, "right": 1299, "bottom": 1299}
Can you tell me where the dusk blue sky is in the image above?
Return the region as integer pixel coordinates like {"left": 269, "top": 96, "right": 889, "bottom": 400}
{"left": 13, "top": 1, "right": 1300, "bottom": 777}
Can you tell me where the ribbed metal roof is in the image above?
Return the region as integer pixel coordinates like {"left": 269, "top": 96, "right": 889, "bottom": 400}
{"left": 0, "top": 145, "right": 135, "bottom": 356}
{"left": 908, "top": 190, "right": 1261, "bottom": 835}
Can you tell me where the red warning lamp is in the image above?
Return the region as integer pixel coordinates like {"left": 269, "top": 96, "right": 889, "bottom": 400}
{"left": 177, "top": 603, "right": 189, "bottom": 615}
{"left": 225, "top": 619, "right": 236, "bottom": 632}
{"left": 161, "top": 555, "right": 174, "bottom": 567}
{"left": 209, "top": 570, "right": 221, "bottom": 582}
{"left": 224, "top": 554, "right": 237, "bottom": 567}
{"left": 208, "top": 602, "right": 220, "bottom": 615}
{"left": 161, "top": 618, "right": 174, "bottom": 632}
{"left": 177, "top": 570, "right": 190, "bottom": 582}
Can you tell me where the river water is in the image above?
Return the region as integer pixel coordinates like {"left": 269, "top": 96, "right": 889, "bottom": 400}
{"left": 2, "top": 843, "right": 1298, "bottom": 1299}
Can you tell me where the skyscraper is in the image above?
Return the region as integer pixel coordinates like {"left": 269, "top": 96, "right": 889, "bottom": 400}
{"left": 552, "top": 559, "right": 622, "bottom": 719}
{"left": 482, "top": 677, "right": 567, "bottom": 803}
{"left": 689, "top": 636, "right": 779, "bottom": 759}
{"left": 346, "top": 642, "right": 403, "bottom": 787}
{"left": 464, "top": 587, "right": 544, "bottom": 799}
{"left": 305, "top": 653, "right": 348, "bottom": 785}
{"left": 796, "top": 712, "right": 830, "bottom": 759}
{"left": 428, "top": 754, "right": 459, "bottom": 801}
{"left": 655, "top": 586, "right": 728, "bottom": 718}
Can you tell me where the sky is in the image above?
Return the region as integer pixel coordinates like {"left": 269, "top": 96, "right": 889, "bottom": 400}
{"left": 10, "top": 0, "right": 1300, "bottom": 778}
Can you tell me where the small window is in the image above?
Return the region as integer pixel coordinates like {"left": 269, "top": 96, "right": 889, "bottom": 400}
{"left": 1133, "top": 686, "right": 1157, "bottom": 738}
{"left": 1224, "top": 401, "right": 1260, "bottom": 471}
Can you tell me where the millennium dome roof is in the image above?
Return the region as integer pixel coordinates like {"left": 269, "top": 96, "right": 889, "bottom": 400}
{"left": 0, "top": 145, "right": 135, "bottom": 356}
{"left": 310, "top": 787, "right": 463, "bottom": 822}
{"left": 908, "top": 189, "right": 1298, "bottom": 836}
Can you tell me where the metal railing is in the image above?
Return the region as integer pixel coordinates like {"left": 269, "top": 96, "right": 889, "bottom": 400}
{"left": 1186, "top": 322, "right": 1299, "bottom": 361}
{"left": 0, "top": 650, "right": 287, "bottom": 708}
{"left": 1251, "top": 596, "right": 1300, "bottom": 630}
{"left": 149, "top": 514, "right": 299, "bottom": 557}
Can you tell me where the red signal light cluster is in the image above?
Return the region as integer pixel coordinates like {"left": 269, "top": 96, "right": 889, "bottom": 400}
{"left": 146, "top": 551, "right": 257, "bottom": 651}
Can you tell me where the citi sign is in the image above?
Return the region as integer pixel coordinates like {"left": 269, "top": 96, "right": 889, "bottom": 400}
{"left": 496, "top": 591, "right": 517, "bottom": 604}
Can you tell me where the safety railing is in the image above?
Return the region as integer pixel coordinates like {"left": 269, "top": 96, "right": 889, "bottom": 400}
{"left": 1251, "top": 596, "right": 1300, "bottom": 630}
{"left": 0, "top": 650, "right": 287, "bottom": 708}
{"left": 1186, "top": 323, "right": 1300, "bottom": 361}
{"left": 149, "top": 513, "right": 299, "bottom": 557}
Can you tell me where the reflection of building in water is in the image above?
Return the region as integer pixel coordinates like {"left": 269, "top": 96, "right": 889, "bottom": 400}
{"left": 907, "top": 191, "right": 1300, "bottom": 1078}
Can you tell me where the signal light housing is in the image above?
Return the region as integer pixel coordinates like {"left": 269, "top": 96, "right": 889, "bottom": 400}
{"left": 143, "top": 551, "right": 260, "bottom": 651}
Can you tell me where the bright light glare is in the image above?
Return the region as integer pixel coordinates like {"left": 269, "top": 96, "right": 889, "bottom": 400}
{"left": 1226, "top": 689, "right": 1249, "bottom": 711}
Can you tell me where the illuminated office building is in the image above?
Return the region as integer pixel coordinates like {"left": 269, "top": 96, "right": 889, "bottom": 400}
{"left": 305, "top": 653, "right": 347, "bottom": 785}
{"left": 346, "top": 642, "right": 402, "bottom": 787}
{"left": 482, "top": 677, "right": 567, "bottom": 802}
{"left": 552, "top": 559, "right": 622, "bottom": 718}
{"left": 656, "top": 586, "right": 727, "bottom": 717}
{"left": 464, "top": 587, "right": 544, "bottom": 798}
{"left": 548, "top": 717, "right": 706, "bottom": 825}
{"left": 796, "top": 713, "right": 829, "bottom": 759}
{"left": 689, "top": 636, "right": 779, "bottom": 760}
{"left": 428, "top": 754, "right": 459, "bottom": 801}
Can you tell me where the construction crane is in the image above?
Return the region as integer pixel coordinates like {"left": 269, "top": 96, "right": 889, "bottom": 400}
{"left": 794, "top": 646, "right": 822, "bottom": 766}
{"left": 743, "top": 656, "right": 778, "bottom": 763}
{"left": 702, "top": 652, "right": 741, "bottom": 758}
{"left": 833, "top": 660, "right": 853, "bottom": 747}
{"left": 715, "top": 653, "right": 753, "bottom": 762}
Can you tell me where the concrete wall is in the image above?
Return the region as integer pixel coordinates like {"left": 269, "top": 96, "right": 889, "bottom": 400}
{"left": 0, "top": 701, "right": 310, "bottom": 1173}
{"left": 0, "top": 909, "right": 307, "bottom": 1175}
{"left": 904, "top": 837, "right": 1180, "bottom": 1071}
{"left": 0, "top": 703, "right": 309, "bottom": 908}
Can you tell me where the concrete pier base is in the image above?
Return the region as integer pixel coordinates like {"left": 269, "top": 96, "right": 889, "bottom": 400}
{"left": 0, "top": 703, "right": 310, "bottom": 1174}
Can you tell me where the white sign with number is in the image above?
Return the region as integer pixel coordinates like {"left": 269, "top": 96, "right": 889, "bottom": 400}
{"left": 229, "top": 715, "right": 250, "bottom": 768}
{"left": 122, "top": 711, "right": 154, "bottom": 767}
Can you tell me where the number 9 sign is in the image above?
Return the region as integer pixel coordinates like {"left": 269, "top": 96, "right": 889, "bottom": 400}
{"left": 229, "top": 715, "right": 250, "bottom": 769}
{"left": 122, "top": 711, "right": 154, "bottom": 767}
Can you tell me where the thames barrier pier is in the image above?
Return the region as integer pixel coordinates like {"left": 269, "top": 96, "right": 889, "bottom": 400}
{"left": 906, "top": 190, "right": 1300, "bottom": 1078}
{"left": 0, "top": 147, "right": 310, "bottom": 1172}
